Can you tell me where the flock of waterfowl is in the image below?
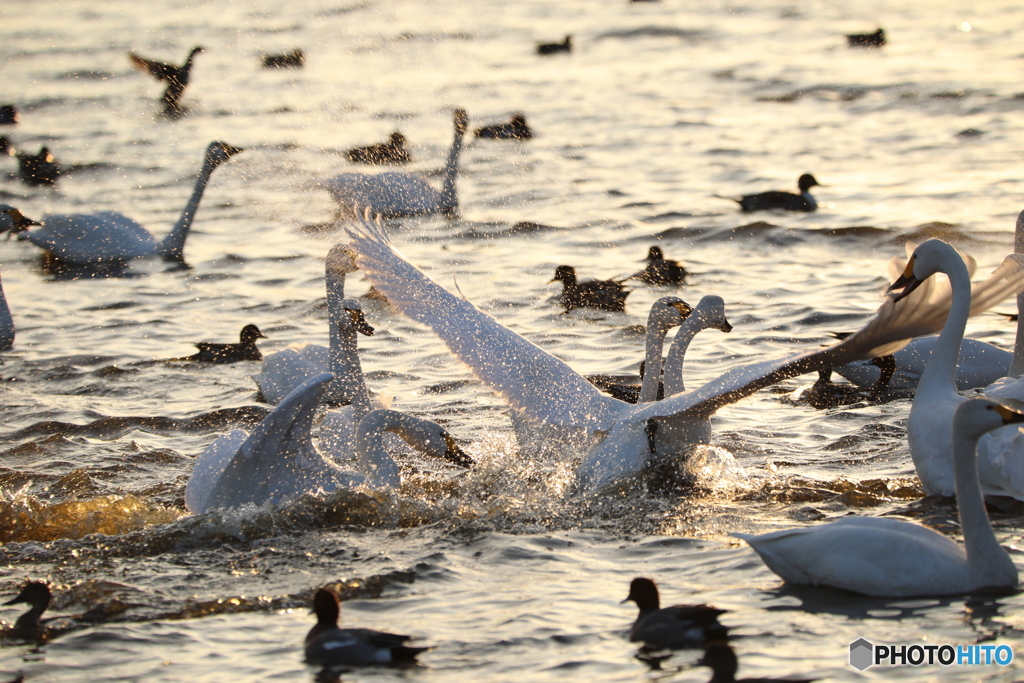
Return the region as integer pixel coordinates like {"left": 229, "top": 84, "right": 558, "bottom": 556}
{"left": 1, "top": 16, "right": 1023, "bottom": 680}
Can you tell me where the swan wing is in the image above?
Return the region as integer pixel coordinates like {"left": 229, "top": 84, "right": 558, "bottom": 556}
{"left": 27, "top": 212, "right": 157, "bottom": 262}
{"left": 251, "top": 347, "right": 323, "bottom": 405}
{"left": 184, "top": 429, "right": 248, "bottom": 514}
{"left": 343, "top": 211, "right": 617, "bottom": 430}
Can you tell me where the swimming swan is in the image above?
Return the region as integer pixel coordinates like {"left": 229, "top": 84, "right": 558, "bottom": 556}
{"left": 736, "top": 397, "right": 1023, "bottom": 597}
{"left": 342, "top": 211, "right": 1023, "bottom": 490}
{"left": 7, "top": 142, "right": 242, "bottom": 265}
{"left": 184, "top": 373, "right": 471, "bottom": 514}
{"left": 325, "top": 109, "right": 468, "bottom": 219}
{"left": 251, "top": 245, "right": 375, "bottom": 406}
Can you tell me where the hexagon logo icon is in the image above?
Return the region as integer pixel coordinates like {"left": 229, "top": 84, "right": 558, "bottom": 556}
{"left": 849, "top": 638, "right": 874, "bottom": 671}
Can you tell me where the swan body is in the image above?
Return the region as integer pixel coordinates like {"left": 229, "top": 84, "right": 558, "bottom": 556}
{"left": 305, "top": 587, "right": 427, "bottom": 666}
{"left": 737, "top": 397, "right": 1023, "bottom": 597}
{"left": 10, "top": 142, "right": 241, "bottom": 264}
{"left": 252, "top": 245, "right": 375, "bottom": 406}
{"left": 185, "top": 373, "right": 470, "bottom": 513}
{"left": 835, "top": 336, "right": 1010, "bottom": 390}
{"left": 326, "top": 109, "right": 467, "bottom": 218}
{"left": 0, "top": 270, "right": 13, "bottom": 351}
{"left": 623, "top": 578, "right": 726, "bottom": 649}
{"left": 342, "top": 211, "right": 1021, "bottom": 490}
{"left": 731, "top": 174, "right": 820, "bottom": 212}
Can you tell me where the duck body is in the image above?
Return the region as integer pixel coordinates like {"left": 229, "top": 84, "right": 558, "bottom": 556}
{"left": 261, "top": 49, "right": 304, "bottom": 68}
{"left": 8, "top": 142, "right": 240, "bottom": 265}
{"left": 847, "top": 28, "right": 886, "bottom": 47}
{"left": 537, "top": 35, "right": 571, "bottom": 55}
{"left": 736, "top": 397, "right": 1023, "bottom": 597}
{"left": 629, "top": 246, "right": 688, "bottom": 285}
{"left": 0, "top": 105, "right": 17, "bottom": 125}
{"left": 129, "top": 46, "right": 203, "bottom": 114}
{"left": 16, "top": 146, "right": 60, "bottom": 186}
{"left": 346, "top": 132, "right": 411, "bottom": 165}
{"left": 624, "top": 578, "right": 726, "bottom": 649}
{"left": 326, "top": 109, "right": 467, "bottom": 219}
{"left": 550, "top": 265, "right": 630, "bottom": 312}
{"left": 734, "top": 174, "right": 820, "bottom": 212}
{"left": 305, "top": 588, "right": 427, "bottom": 666}
{"left": 475, "top": 114, "right": 533, "bottom": 140}
{"left": 178, "top": 324, "right": 266, "bottom": 363}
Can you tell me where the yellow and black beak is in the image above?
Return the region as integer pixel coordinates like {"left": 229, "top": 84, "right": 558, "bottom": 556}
{"left": 443, "top": 433, "right": 473, "bottom": 468}
{"left": 346, "top": 308, "right": 375, "bottom": 337}
{"left": 886, "top": 255, "right": 920, "bottom": 303}
{"left": 672, "top": 301, "right": 694, "bottom": 319}
{"left": 994, "top": 404, "right": 1024, "bottom": 426}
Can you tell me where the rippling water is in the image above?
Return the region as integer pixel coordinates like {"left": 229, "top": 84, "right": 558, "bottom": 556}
{"left": 3, "top": 0, "right": 1024, "bottom": 680}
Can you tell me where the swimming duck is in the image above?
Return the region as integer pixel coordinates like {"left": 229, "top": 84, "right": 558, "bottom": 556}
{"left": 475, "top": 114, "right": 533, "bottom": 140}
{"left": 175, "top": 324, "right": 267, "bottom": 363}
{"left": 325, "top": 109, "right": 467, "bottom": 219}
{"left": 697, "top": 643, "right": 817, "bottom": 683}
{"left": 736, "top": 397, "right": 1023, "bottom": 597}
{"left": 305, "top": 587, "right": 428, "bottom": 666}
{"left": 261, "top": 49, "right": 304, "bottom": 69}
{"left": 346, "top": 132, "right": 411, "bottom": 165}
{"left": 0, "top": 106, "right": 17, "bottom": 125}
{"left": 14, "top": 146, "right": 60, "bottom": 186}
{"left": 185, "top": 373, "right": 471, "bottom": 513}
{"left": 3, "top": 581, "right": 51, "bottom": 642}
{"left": 847, "top": 28, "right": 886, "bottom": 48}
{"left": 343, "top": 210, "right": 1008, "bottom": 490}
{"left": 128, "top": 46, "right": 203, "bottom": 116}
{"left": 4, "top": 142, "right": 241, "bottom": 265}
{"left": 550, "top": 265, "right": 630, "bottom": 312}
{"left": 0, "top": 269, "right": 13, "bottom": 352}
{"left": 537, "top": 35, "right": 572, "bottom": 55}
{"left": 623, "top": 578, "right": 727, "bottom": 649}
{"left": 728, "top": 174, "right": 820, "bottom": 213}
{"left": 627, "top": 246, "right": 688, "bottom": 286}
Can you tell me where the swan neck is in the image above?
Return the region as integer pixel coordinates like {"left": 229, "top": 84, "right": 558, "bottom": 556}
{"left": 326, "top": 276, "right": 371, "bottom": 414}
{"left": 0, "top": 273, "right": 12, "bottom": 351}
{"left": 156, "top": 153, "right": 219, "bottom": 262}
{"left": 917, "top": 259, "right": 971, "bottom": 394}
{"left": 439, "top": 124, "right": 465, "bottom": 215}
{"left": 1010, "top": 216, "right": 1024, "bottom": 377}
{"left": 354, "top": 410, "right": 415, "bottom": 488}
{"left": 953, "top": 417, "right": 1012, "bottom": 576}
{"left": 638, "top": 319, "right": 671, "bottom": 403}
{"left": 663, "top": 316, "right": 704, "bottom": 396}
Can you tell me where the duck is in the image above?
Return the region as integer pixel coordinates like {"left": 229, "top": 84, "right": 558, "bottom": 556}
{"left": 627, "top": 246, "right": 688, "bottom": 286}
{"left": 790, "top": 357, "right": 905, "bottom": 409}
{"left": 305, "top": 587, "right": 428, "bottom": 666}
{"left": 3, "top": 581, "right": 56, "bottom": 642}
{"left": 537, "top": 35, "right": 572, "bottom": 55}
{"left": 0, "top": 105, "right": 17, "bottom": 125}
{"left": 342, "top": 210, "right": 1016, "bottom": 490}
{"left": 736, "top": 397, "right": 1023, "bottom": 597}
{"left": 184, "top": 373, "right": 471, "bottom": 513}
{"left": 697, "top": 643, "right": 817, "bottom": 683}
{"left": 14, "top": 145, "right": 60, "bottom": 186}
{"left": 346, "top": 132, "right": 411, "bottom": 165}
{"left": 0, "top": 270, "right": 13, "bottom": 352}
{"left": 623, "top": 578, "right": 727, "bottom": 649}
{"left": 4, "top": 142, "right": 241, "bottom": 265}
{"left": 173, "top": 324, "right": 267, "bottom": 363}
{"left": 726, "top": 174, "right": 821, "bottom": 213}
{"left": 550, "top": 265, "right": 630, "bottom": 312}
{"left": 847, "top": 28, "right": 886, "bottom": 47}
{"left": 128, "top": 46, "right": 204, "bottom": 116}
{"left": 261, "top": 49, "right": 304, "bottom": 69}
{"left": 252, "top": 245, "right": 376, "bottom": 406}
{"left": 325, "top": 109, "right": 467, "bottom": 219}
{"left": 474, "top": 114, "right": 533, "bottom": 140}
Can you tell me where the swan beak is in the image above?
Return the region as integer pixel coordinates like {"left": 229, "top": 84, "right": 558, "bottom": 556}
{"left": 2, "top": 209, "right": 41, "bottom": 230}
{"left": 719, "top": 318, "right": 734, "bottom": 333}
{"left": 886, "top": 255, "right": 920, "bottom": 303}
{"left": 443, "top": 433, "right": 474, "bottom": 468}
{"left": 347, "top": 308, "right": 375, "bottom": 336}
{"left": 219, "top": 142, "right": 244, "bottom": 157}
{"left": 671, "top": 301, "right": 694, "bottom": 319}
{"left": 993, "top": 404, "right": 1024, "bottom": 425}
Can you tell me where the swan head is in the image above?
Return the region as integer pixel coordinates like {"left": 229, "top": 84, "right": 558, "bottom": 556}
{"left": 0, "top": 208, "right": 41, "bottom": 236}
{"left": 550, "top": 265, "right": 577, "bottom": 285}
{"left": 326, "top": 244, "right": 360, "bottom": 276}
{"left": 341, "top": 299, "right": 375, "bottom": 336}
{"left": 649, "top": 297, "right": 693, "bottom": 329}
{"left": 453, "top": 108, "right": 469, "bottom": 135}
{"left": 394, "top": 414, "right": 473, "bottom": 468}
{"left": 206, "top": 141, "right": 244, "bottom": 166}
{"left": 797, "top": 173, "right": 820, "bottom": 192}
{"left": 887, "top": 239, "right": 961, "bottom": 303}
{"left": 955, "top": 398, "right": 1024, "bottom": 441}
{"left": 695, "top": 295, "right": 732, "bottom": 332}
{"left": 240, "top": 324, "right": 267, "bottom": 344}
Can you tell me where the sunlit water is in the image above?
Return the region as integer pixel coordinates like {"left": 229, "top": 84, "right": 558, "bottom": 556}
{"left": 3, "top": 0, "right": 1024, "bottom": 680}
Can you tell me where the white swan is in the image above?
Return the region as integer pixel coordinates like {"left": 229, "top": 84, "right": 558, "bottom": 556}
{"left": 661, "top": 295, "right": 732, "bottom": 396}
{"left": 251, "top": 245, "right": 375, "bottom": 407}
{"left": 735, "top": 397, "right": 1022, "bottom": 597}
{"left": 0, "top": 269, "right": 13, "bottom": 351}
{"left": 342, "top": 211, "right": 1024, "bottom": 490}
{"left": 636, "top": 297, "right": 694, "bottom": 402}
{"left": 184, "top": 373, "right": 470, "bottom": 514}
{"left": 889, "top": 240, "right": 1024, "bottom": 499}
{"left": 9, "top": 142, "right": 241, "bottom": 264}
{"left": 325, "top": 109, "right": 468, "bottom": 219}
